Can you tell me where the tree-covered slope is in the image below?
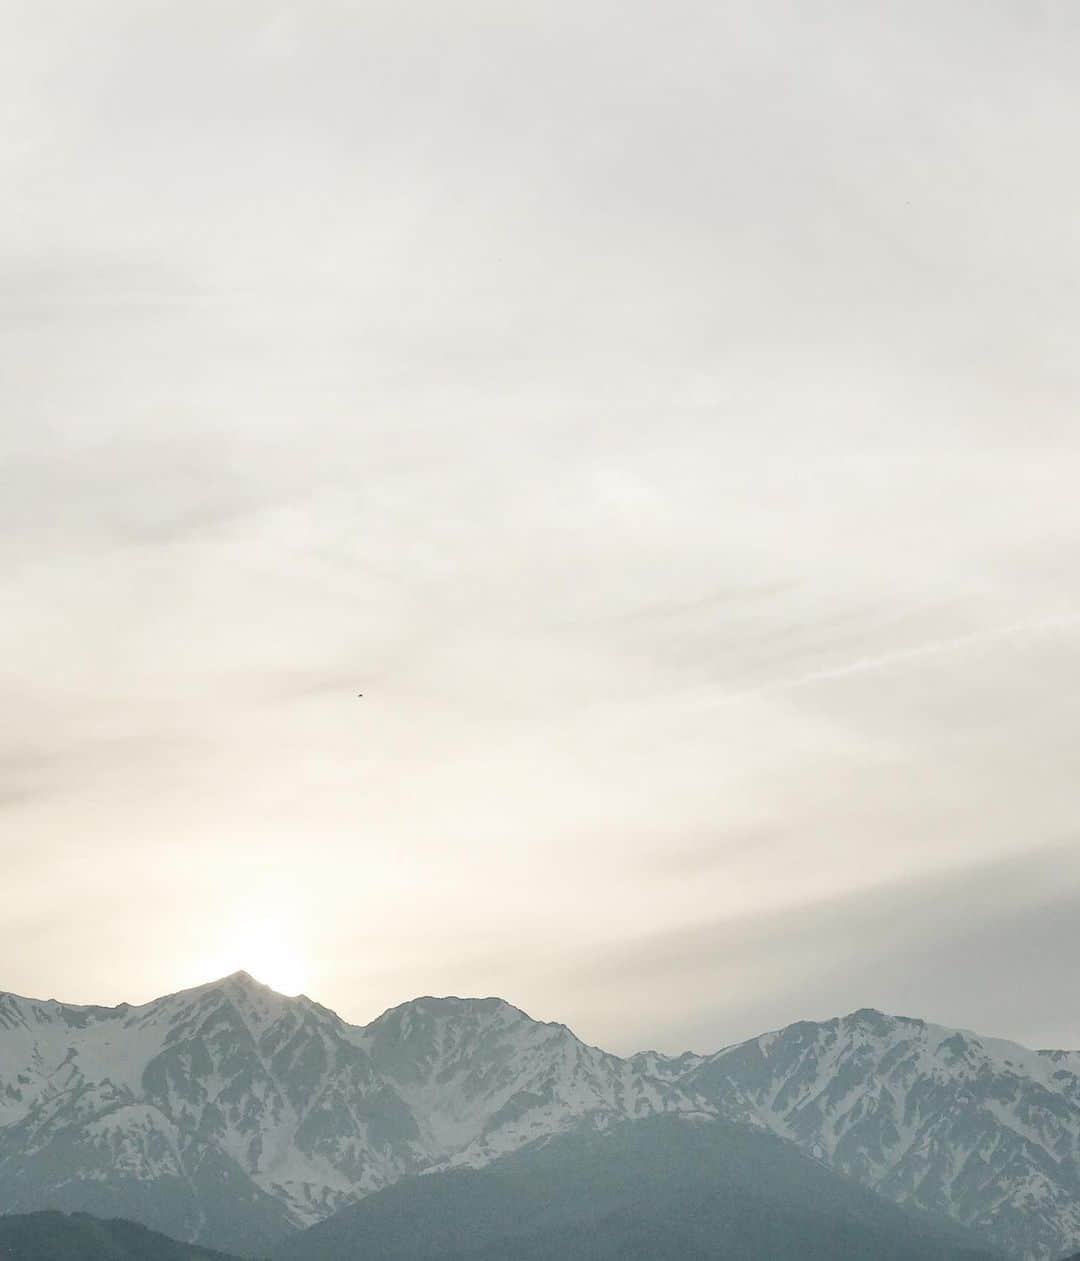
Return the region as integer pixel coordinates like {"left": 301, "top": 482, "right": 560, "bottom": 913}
{"left": 274, "top": 1113, "right": 1004, "bottom": 1261}
{"left": 0, "top": 1211, "right": 239, "bottom": 1261}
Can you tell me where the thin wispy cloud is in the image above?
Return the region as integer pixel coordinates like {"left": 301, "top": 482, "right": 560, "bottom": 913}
{"left": 696, "top": 611, "right": 1080, "bottom": 708}
{"left": 1, "top": 0, "right": 1078, "bottom": 1051}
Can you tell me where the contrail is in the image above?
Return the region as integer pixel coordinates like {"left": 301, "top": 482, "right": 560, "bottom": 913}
{"left": 697, "top": 610, "right": 1080, "bottom": 707}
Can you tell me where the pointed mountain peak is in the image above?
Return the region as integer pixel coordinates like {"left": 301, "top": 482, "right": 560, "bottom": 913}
{"left": 146, "top": 970, "right": 298, "bottom": 1013}
{"left": 203, "top": 969, "right": 296, "bottom": 996}
{"left": 839, "top": 1007, "right": 898, "bottom": 1034}
{"left": 223, "top": 969, "right": 261, "bottom": 987}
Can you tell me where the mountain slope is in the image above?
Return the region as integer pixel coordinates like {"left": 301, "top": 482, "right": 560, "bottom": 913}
{"left": 356, "top": 995, "right": 693, "bottom": 1168}
{"left": 2, "top": 976, "right": 1079, "bottom": 1259}
{"left": 272, "top": 1113, "right": 1003, "bottom": 1261}
{"left": 0, "top": 975, "right": 697, "bottom": 1254}
{"left": 0, "top": 1210, "right": 238, "bottom": 1261}
{"left": 682, "top": 1009, "right": 1080, "bottom": 1261}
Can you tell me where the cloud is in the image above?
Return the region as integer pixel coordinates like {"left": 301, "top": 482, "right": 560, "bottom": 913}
{"left": 1, "top": 0, "right": 1079, "bottom": 1048}
{"left": 553, "top": 839, "right": 1080, "bottom": 1053}
{"left": 693, "top": 610, "right": 1080, "bottom": 708}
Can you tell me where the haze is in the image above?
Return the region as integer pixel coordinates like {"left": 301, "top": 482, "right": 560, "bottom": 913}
{"left": 3, "top": 0, "right": 1079, "bottom": 1054}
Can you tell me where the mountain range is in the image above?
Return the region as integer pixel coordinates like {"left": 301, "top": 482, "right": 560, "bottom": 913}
{"left": 0, "top": 972, "right": 1076, "bottom": 1259}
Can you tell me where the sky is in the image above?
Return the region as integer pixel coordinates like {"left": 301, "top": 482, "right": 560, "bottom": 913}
{"left": 2, "top": 0, "right": 1080, "bottom": 1056}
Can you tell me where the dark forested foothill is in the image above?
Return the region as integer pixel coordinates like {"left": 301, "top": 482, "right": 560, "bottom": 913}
{"left": 0, "top": 1211, "right": 240, "bottom": 1261}
{"left": 273, "top": 1114, "right": 1005, "bottom": 1261}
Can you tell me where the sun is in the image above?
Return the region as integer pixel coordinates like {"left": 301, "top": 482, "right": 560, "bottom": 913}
{"left": 195, "top": 917, "right": 310, "bottom": 996}
{"left": 241, "top": 938, "right": 308, "bottom": 997}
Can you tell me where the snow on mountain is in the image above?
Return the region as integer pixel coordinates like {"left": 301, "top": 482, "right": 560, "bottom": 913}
{"left": 626, "top": 1047, "right": 707, "bottom": 1083}
{"left": 680, "top": 1008, "right": 1080, "bottom": 1261}
{"left": 1, "top": 980, "right": 1078, "bottom": 1259}
{"left": 0, "top": 975, "right": 699, "bottom": 1254}
{"left": 356, "top": 995, "right": 694, "bottom": 1167}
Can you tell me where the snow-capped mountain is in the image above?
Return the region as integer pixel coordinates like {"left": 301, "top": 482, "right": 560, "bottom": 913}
{"left": 679, "top": 1009, "right": 1080, "bottom": 1261}
{"left": 357, "top": 995, "right": 694, "bottom": 1168}
{"left": 0, "top": 974, "right": 696, "bottom": 1255}
{"left": 0, "top": 978, "right": 1078, "bottom": 1259}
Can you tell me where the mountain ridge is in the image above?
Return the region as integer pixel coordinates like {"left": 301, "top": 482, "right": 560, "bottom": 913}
{"left": 0, "top": 974, "right": 1077, "bottom": 1259}
{"left": 680, "top": 1007, "right": 1080, "bottom": 1261}
{"left": 0, "top": 973, "right": 697, "bottom": 1254}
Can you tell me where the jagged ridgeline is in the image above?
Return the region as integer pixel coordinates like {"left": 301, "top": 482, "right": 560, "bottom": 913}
{"left": 0, "top": 973, "right": 1078, "bottom": 1259}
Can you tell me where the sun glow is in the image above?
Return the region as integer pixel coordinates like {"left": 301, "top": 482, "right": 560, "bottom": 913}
{"left": 194, "top": 917, "right": 310, "bottom": 996}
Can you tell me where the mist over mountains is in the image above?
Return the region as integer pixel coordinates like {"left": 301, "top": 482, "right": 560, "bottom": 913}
{"left": 0, "top": 973, "right": 1077, "bottom": 1259}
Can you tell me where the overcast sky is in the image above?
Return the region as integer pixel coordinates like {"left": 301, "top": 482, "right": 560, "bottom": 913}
{"left": 3, "top": 1, "right": 1079, "bottom": 1055}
